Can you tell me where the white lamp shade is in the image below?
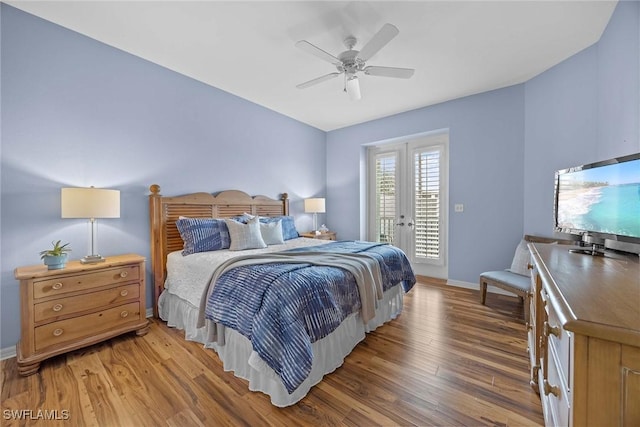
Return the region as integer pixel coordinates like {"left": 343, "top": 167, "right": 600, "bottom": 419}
{"left": 61, "top": 187, "right": 120, "bottom": 219}
{"left": 304, "top": 198, "right": 326, "bottom": 213}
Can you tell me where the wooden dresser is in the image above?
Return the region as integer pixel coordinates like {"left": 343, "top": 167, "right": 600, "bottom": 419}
{"left": 15, "top": 254, "right": 150, "bottom": 375}
{"left": 528, "top": 243, "right": 640, "bottom": 427}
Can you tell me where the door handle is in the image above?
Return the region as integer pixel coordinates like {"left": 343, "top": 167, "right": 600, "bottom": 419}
{"left": 396, "top": 222, "right": 405, "bottom": 226}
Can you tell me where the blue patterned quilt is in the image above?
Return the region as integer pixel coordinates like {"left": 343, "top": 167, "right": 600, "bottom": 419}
{"left": 204, "top": 241, "right": 415, "bottom": 393}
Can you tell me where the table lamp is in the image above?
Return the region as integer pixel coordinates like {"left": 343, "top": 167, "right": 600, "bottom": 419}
{"left": 61, "top": 187, "right": 120, "bottom": 263}
{"left": 304, "top": 198, "right": 325, "bottom": 234}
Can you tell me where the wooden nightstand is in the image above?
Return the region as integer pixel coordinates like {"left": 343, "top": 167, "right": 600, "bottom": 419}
{"left": 300, "top": 231, "right": 337, "bottom": 241}
{"left": 14, "top": 254, "right": 150, "bottom": 376}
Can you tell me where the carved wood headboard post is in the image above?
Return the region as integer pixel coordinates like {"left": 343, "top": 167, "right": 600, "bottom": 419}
{"left": 282, "top": 193, "right": 289, "bottom": 216}
{"left": 149, "top": 184, "right": 164, "bottom": 318}
{"left": 148, "top": 185, "right": 291, "bottom": 318}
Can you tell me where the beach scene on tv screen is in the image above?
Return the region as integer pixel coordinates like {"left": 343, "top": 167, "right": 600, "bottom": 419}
{"left": 557, "top": 159, "right": 640, "bottom": 238}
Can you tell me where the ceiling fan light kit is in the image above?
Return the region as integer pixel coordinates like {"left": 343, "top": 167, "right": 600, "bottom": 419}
{"left": 296, "top": 23, "right": 414, "bottom": 100}
{"left": 346, "top": 75, "right": 361, "bottom": 101}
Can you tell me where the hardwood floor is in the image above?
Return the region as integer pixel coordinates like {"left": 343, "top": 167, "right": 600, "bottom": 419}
{"left": 1, "top": 280, "right": 543, "bottom": 426}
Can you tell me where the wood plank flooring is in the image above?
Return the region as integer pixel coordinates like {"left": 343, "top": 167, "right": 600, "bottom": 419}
{"left": 1, "top": 280, "right": 543, "bottom": 426}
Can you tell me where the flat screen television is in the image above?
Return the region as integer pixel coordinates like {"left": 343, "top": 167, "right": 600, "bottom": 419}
{"left": 554, "top": 152, "right": 640, "bottom": 256}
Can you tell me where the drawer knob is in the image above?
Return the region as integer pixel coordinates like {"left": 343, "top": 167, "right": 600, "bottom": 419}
{"left": 120, "top": 271, "right": 129, "bottom": 278}
{"left": 120, "top": 311, "right": 129, "bottom": 318}
{"left": 52, "top": 282, "right": 63, "bottom": 290}
{"left": 543, "top": 379, "right": 560, "bottom": 397}
{"left": 544, "top": 321, "right": 560, "bottom": 338}
{"left": 527, "top": 263, "right": 534, "bottom": 270}
{"left": 120, "top": 290, "right": 129, "bottom": 297}
{"left": 53, "top": 328, "right": 63, "bottom": 337}
{"left": 52, "top": 304, "right": 63, "bottom": 312}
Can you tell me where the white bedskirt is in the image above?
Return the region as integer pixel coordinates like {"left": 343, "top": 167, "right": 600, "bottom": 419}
{"left": 158, "top": 284, "right": 405, "bottom": 407}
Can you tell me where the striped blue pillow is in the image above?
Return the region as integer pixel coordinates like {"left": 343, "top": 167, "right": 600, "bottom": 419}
{"left": 175, "top": 218, "right": 230, "bottom": 255}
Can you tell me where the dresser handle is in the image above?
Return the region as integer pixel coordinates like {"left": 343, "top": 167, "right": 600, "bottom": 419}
{"left": 120, "top": 290, "right": 129, "bottom": 297}
{"left": 543, "top": 379, "right": 560, "bottom": 397}
{"left": 53, "top": 328, "right": 63, "bottom": 337}
{"left": 52, "top": 282, "right": 63, "bottom": 290}
{"left": 52, "top": 304, "right": 63, "bottom": 312}
{"left": 544, "top": 321, "right": 560, "bottom": 338}
{"left": 120, "top": 311, "right": 129, "bottom": 318}
{"left": 527, "top": 263, "right": 534, "bottom": 270}
{"left": 120, "top": 271, "right": 128, "bottom": 278}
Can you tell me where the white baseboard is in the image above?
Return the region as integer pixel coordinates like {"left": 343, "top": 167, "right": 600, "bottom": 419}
{"left": 1, "top": 307, "right": 155, "bottom": 361}
{"left": 1, "top": 345, "right": 16, "bottom": 361}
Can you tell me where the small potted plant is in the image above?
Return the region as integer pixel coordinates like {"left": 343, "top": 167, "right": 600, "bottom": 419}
{"left": 40, "top": 240, "right": 71, "bottom": 270}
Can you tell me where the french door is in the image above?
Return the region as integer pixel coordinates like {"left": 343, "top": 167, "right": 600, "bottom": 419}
{"left": 367, "top": 133, "right": 448, "bottom": 278}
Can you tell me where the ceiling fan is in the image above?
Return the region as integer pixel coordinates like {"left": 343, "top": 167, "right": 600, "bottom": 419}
{"left": 295, "top": 23, "right": 414, "bottom": 101}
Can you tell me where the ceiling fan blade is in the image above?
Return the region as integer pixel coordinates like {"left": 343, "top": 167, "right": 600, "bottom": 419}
{"left": 364, "top": 66, "right": 414, "bottom": 79}
{"left": 295, "top": 40, "right": 341, "bottom": 66}
{"left": 296, "top": 72, "right": 342, "bottom": 89}
{"left": 357, "top": 23, "right": 399, "bottom": 62}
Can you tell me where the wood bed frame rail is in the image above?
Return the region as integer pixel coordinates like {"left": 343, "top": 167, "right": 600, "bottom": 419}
{"left": 148, "top": 184, "right": 289, "bottom": 317}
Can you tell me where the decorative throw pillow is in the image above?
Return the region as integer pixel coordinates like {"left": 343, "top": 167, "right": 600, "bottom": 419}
{"left": 509, "top": 239, "right": 531, "bottom": 277}
{"left": 175, "top": 217, "right": 230, "bottom": 255}
{"left": 260, "top": 220, "right": 285, "bottom": 245}
{"left": 225, "top": 217, "right": 267, "bottom": 251}
{"left": 260, "top": 216, "right": 299, "bottom": 240}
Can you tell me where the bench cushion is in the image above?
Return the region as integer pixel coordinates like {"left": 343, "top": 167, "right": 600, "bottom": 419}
{"left": 480, "top": 270, "right": 530, "bottom": 292}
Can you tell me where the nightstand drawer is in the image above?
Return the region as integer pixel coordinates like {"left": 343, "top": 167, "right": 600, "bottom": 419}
{"left": 34, "top": 284, "right": 140, "bottom": 323}
{"left": 33, "top": 265, "right": 140, "bottom": 299}
{"left": 35, "top": 301, "right": 142, "bottom": 351}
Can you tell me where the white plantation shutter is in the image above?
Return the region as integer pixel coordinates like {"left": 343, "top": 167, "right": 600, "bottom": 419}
{"left": 368, "top": 135, "right": 448, "bottom": 277}
{"left": 414, "top": 148, "right": 441, "bottom": 260}
{"left": 374, "top": 153, "right": 397, "bottom": 243}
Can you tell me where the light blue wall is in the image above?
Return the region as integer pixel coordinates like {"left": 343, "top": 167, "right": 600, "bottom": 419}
{"left": 326, "top": 85, "right": 526, "bottom": 283}
{"left": 1, "top": 1, "right": 638, "bottom": 351}
{"left": 524, "top": 0, "right": 640, "bottom": 236}
{"left": 327, "top": 0, "right": 639, "bottom": 284}
{"left": 0, "top": 5, "right": 326, "bottom": 349}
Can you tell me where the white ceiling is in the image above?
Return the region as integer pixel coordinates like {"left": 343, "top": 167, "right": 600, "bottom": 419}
{"left": 6, "top": 1, "right": 617, "bottom": 131}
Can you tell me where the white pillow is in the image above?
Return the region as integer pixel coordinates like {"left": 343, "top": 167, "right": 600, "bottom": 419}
{"left": 260, "top": 220, "right": 284, "bottom": 245}
{"left": 225, "top": 217, "right": 267, "bottom": 251}
{"left": 509, "top": 239, "right": 531, "bottom": 276}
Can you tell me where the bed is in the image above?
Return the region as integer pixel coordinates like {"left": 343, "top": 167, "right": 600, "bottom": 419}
{"left": 149, "top": 185, "right": 416, "bottom": 407}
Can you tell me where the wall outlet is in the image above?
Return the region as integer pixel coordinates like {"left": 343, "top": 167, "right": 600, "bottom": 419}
{"left": 454, "top": 204, "right": 464, "bottom": 212}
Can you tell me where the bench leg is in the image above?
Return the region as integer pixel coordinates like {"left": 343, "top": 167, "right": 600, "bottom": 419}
{"left": 479, "top": 280, "right": 487, "bottom": 304}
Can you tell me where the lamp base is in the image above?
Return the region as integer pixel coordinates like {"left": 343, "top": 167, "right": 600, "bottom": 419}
{"left": 80, "top": 255, "right": 106, "bottom": 264}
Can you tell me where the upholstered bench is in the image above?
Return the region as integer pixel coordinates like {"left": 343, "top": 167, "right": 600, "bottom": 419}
{"left": 480, "top": 269, "right": 532, "bottom": 321}
{"left": 479, "top": 235, "right": 571, "bottom": 321}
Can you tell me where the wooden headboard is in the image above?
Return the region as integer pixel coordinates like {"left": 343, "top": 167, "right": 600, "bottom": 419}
{"left": 148, "top": 184, "right": 289, "bottom": 317}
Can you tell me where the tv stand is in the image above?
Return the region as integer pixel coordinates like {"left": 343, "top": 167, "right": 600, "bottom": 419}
{"left": 528, "top": 243, "right": 640, "bottom": 427}
{"left": 568, "top": 244, "right": 633, "bottom": 260}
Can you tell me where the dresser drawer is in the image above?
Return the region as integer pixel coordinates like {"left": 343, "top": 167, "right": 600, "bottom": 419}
{"left": 33, "top": 265, "right": 140, "bottom": 299}
{"left": 34, "top": 284, "right": 140, "bottom": 323}
{"left": 544, "top": 346, "right": 570, "bottom": 427}
{"left": 34, "top": 302, "right": 141, "bottom": 351}
{"left": 546, "top": 299, "right": 571, "bottom": 392}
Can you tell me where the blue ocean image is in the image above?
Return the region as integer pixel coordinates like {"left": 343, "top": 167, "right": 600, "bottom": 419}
{"left": 577, "top": 183, "right": 640, "bottom": 237}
